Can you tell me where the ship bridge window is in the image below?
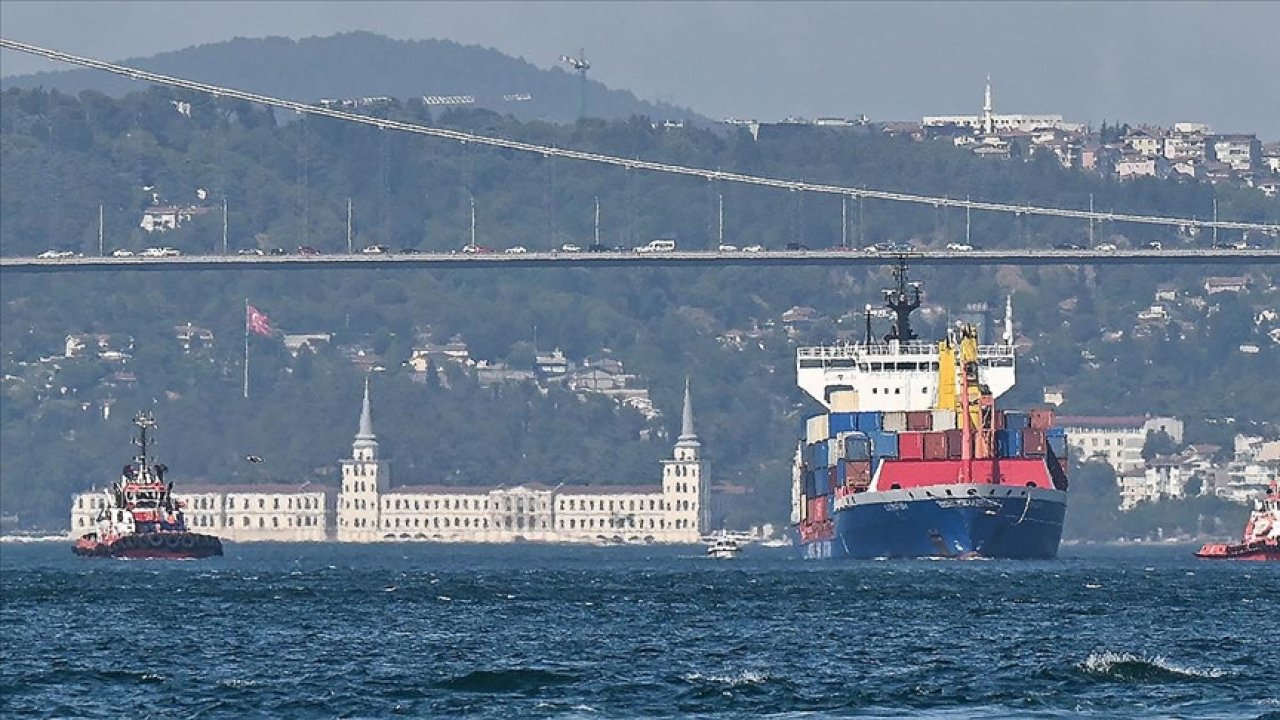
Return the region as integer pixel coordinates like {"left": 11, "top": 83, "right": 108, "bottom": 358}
{"left": 799, "top": 360, "right": 822, "bottom": 369}
{"left": 871, "top": 363, "right": 884, "bottom": 371}
{"left": 829, "top": 359, "right": 855, "bottom": 368}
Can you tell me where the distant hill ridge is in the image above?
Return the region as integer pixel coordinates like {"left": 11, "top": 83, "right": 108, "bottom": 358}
{"left": 1, "top": 31, "right": 702, "bottom": 124}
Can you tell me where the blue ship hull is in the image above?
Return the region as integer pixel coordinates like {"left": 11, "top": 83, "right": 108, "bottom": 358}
{"left": 794, "top": 485, "right": 1066, "bottom": 560}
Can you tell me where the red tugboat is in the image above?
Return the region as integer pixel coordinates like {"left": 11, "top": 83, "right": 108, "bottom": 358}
{"left": 1195, "top": 480, "right": 1280, "bottom": 561}
{"left": 73, "top": 411, "right": 223, "bottom": 559}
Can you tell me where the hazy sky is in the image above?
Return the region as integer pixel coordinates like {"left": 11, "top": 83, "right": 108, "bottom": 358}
{"left": 2, "top": 1, "right": 1277, "bottom": 136}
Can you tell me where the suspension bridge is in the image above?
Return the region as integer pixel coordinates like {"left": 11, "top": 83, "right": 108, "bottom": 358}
{"left": 2, "top": 36, "right": 1277, "bottom": 242}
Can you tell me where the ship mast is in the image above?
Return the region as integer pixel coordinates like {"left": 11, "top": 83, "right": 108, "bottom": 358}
{"left": 882, "top": 257, "right": 921, "bottom": 343}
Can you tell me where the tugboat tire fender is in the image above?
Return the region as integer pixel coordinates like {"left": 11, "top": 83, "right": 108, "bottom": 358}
{"left": 179, "top": 535, "right": 195, "bottom": 549}
{"left": 147, "top": 534, "right": 165, "bottom": 548}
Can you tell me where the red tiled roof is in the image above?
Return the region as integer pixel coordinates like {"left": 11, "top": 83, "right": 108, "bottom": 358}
{"left": 387, "top": 485, "right": 493, "bottom": 495}
{"left": 558, "top": 485, "right": 661, "bottom": 495}
{"left": 1058, "top": 416, "right": 1148, "bottom": 429}
{"left": 178, "top": 482, "right": 333, "bottom": 495}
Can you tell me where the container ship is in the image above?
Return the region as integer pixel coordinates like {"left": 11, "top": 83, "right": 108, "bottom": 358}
{"left": 1195, "top": 480, "right": 1279, "bottom": 561}
{"left": 73, "top": 411, "right": 223, "bottom": 559}
{"left": 791, "top": 261, "right": 1068, "bottom": 559}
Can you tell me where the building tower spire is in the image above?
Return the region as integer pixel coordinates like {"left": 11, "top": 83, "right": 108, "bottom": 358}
{"left": 354, "top": 376, "right": 377, "bottom": 451}
{"left": 982, "top": 75, "right": 995, "bottom": 136}
{"left": 677, "top": 376, "right": 699, "bottom": 447}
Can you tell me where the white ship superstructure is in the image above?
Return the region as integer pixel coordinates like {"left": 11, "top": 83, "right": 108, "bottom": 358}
{"left": 796, "top": 262, "right": 1017, "bottom": 412}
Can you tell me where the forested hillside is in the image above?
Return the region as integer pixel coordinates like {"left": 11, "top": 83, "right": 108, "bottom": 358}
{"left": 0, "top": 32, "right": 699, "bottom": 125}
{"left": 1, "top": 84, "right": 1277, "bottom": 531}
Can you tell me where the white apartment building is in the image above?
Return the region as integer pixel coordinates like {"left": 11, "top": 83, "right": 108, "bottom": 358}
{"left": 1060, "top": 415, "right": 1183, "bottom": 474}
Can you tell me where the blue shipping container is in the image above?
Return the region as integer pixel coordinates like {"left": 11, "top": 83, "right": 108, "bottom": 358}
{"left": 871, "top": 431, "right": 900, "bottom": 458}
{"left": 1004, "top": 412, "right": 1031, "bottom": 430}
{"left": 1047, "top": 436, "right": 1068, "bottom": 458}
{"left": 996, "top": 429, "right": 1024, "bottom": 458}
{"left": 844, "top": 433, "right": 871, "bottom": 461}
{"left": 836, "top": 462, "right": 847, "bottom": 485}
{"left": 855, "top": 412, "right": 883, "bottom": 432}
{"left": 828, "top": 412, "right": 858, "bottom": 435}
{"left": 814, "top": 441, "right": 830, "bottom": 468}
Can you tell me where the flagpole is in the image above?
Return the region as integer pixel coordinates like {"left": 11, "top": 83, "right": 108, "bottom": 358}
{"left": 243, "top": 298, "right": 250, "bottom": 399}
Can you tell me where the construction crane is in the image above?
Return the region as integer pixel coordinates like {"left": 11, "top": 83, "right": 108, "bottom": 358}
{"left": 559, "top": 49, "right": 590, "bottom": 119}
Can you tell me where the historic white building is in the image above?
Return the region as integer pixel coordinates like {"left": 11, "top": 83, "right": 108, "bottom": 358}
{"left": 336, "top": 378, "right": 709, "bottom": 544}
{"left": 71, "top": 483, "right": 332, "bottom": 542}
{"left": 71, "top": 379, "right": 708, "bottom": 544}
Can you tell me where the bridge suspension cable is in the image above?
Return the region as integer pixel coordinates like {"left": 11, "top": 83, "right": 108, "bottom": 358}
{"left": 3, "top": 37, "right": 1277, "bottom": 234}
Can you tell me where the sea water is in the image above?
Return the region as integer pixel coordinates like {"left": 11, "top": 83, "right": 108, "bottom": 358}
{"left": 1, "top": 542, "right": 1276, "bottom": 719}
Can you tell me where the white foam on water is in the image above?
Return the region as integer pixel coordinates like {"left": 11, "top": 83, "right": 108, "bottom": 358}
{"left": 0, "top": 534, "right": 67, "bottom": 543}
{"left": 1080, "top": 651, "right": 1227, "bottom": 680}
{"left": 684, "top": 670, "right": 771, "bottom": 687}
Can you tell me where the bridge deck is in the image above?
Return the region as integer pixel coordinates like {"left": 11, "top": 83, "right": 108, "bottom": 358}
{"left": 1, "top": 249, "right": 1276, "bottom": 273}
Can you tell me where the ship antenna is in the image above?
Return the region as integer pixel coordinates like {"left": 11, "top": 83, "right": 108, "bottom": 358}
{"left": 132, "top": 410, "right": 157, "bottom": 466}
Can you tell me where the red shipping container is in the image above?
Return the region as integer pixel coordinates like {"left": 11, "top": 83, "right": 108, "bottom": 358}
{"left": 944, "top": 429, "right": 965, "bottom": 459}
{"left": 898, "top": 432, "right": 926, "bottom": 460}
{"left": 809, "top": 497, "right": 828, "bottom": 523}
{"left": 844, "top": 459, "right": 872, "bottom": 488}
{"left": 1022, "top": 428, "right": 1047, "bottom": 456}
{"left": 1029, "top": 409, "right": 1054, "bottom": 431}
{"left": 906, "top": 411, "right": 933, "bottom": 431}
{"left": 923, "top": 432, "right": 949, "bottom": 460}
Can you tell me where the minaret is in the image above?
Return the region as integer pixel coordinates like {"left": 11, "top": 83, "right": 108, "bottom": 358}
{"left": 338, "top": 377, "right": 389, "bottom": 542}
{"left": 353, "top": 376, "right": 378, "bottom": 459}
{"left": 982, "top": 75, "right": 995, "bottom": 136}
{"left": 676, "top": 377, "right": 700, "bottom": 453}
{"left": 662, "top": 377, "right": 708, "bottom": 541}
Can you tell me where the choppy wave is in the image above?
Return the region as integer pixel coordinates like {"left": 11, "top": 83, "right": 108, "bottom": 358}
{"left": 1, "top": 542, "right": 1274, "bottom": 719}
{"left": 438, "top": 668, "right": 579, "bottom": 693}
{"left": 1078, "top": 651, "right": 1227, "bottom": 682}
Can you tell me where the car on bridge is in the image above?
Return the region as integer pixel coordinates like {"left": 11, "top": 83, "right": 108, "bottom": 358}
{"left": 268, "top": 247, "right": 288, "bottom": 256}
{"left": 140, "top": 247, "right": 180, "bottom": 258}
{"left": 717, "top": 243, "right": 739, "bottom": 252}
{"left": 362, "top": 244, "right": 390, "bottom": 255}
{"left": 296, "top": 246, "right": 321, "bottom": 256}
{"left": 946, "top": 242, "right": 975, "bottom": 251}
{"left": 461, "top": 244, "right": 493, "bottom": 254}
{"left": 635, "top": 239, "right": 677, "bottom": 253}
{"left": 1146, "top": 241, "right": 1163, "bottom": 250}
{"left": 504, "top": 245, "right": 528, "bottom": 254}
{"left": 399, "top": 247, "right": 421, "bottom": 254}
{"left": 111, "top": 249, "right": 134, "bottom": 258}
{"left": 1053, "top": 242, "right": 1085, "bottom": 250}
{"left": 742, "top": 244, "right": 765, "bottom": 253}
{"left": 37, "top": 249, "right": 76, "bottom": 259}
{"left": 560, "top": 243, "right": 582, "bottom": 253}
{"left": 237, "top": 248, "right": 264, "bottom": 256}
{"left": 1094, "top": 243, "right": 1117, "bottom": 252}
